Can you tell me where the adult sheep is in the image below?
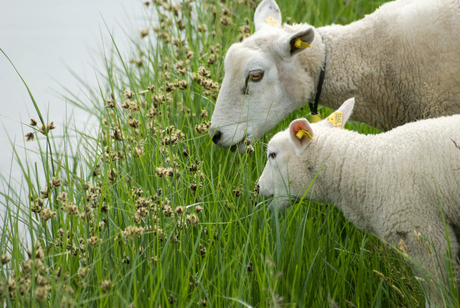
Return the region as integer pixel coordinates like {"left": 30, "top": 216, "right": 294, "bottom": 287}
{"left": 209, "top": 0, "right": 460, "bottom": 152}
{"left": 257, "top": 97, "right": 460, "bottom": 307}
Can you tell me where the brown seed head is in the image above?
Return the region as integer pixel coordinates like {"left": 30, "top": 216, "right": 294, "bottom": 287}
{"left": 172, "top": 4, "right": 180, "bottom": 16}
{"left": 112, "top": 126, "right": 123, "bottom": 141}
{"left": 121, "top": 101, "right": 129, "bottom": 109}
{"left": 140, "top": 28, "right": 149, "bottom": 38}
{"left": 207, "top": 54, "right": 216, "bottom": 65}
{"left": 37, "top": 275, "right": 48, "bottom": 286}
{"left": 186, "top": 213, "right": 199, "bottom": 226}
{"left": 175, "top": 60, "right": 184, "bottom": 70}
{"left": 40, "top": 208, "right": 56, "bottom": 222}
{"left": 175, "top": 206, "right": 185, "bottom": 216}
{"left": 40, "top": 189, "right": 49, "bottom": 199}
{"left": 52, "top": 177, "right": 61, "bottom": 187}
{"left": 1, "top": 254, "right": 10, "bottom": 265}
{"left": 88, "top": 236, "right": 99, "bottom": 248}
{"left": 106, "top": 99, "right": 116, "bottom": 108}
{"left": 77, "top": 267, "right": 87, "bottom": 279}
{"left": 57, "top": 192, "right": 67, "bottom": 202}
{"left": 47, "top": 121, "right": 56, "bottom": 131}
{"left": 101, "top": 280, "right": 112, "bottom": 293}
{"left": 25, "top": 132, "right": 35, "bottom": 142}
{"left": 39, "top": 125, "right": 47, "bottom": 135}
{"left": 220, "top": 17, "right": 231, "bottom": 26}
{"left": 36, "top": 198, "right": 45, "bottom": 207}
{"left": 137, "top": 207, "right": 149, "bottom": 218}
{"left": 124, "top": 90, "right": 134, "bottom": 99}
{"left": 35, "top": 286, "right": 50, "bottom": 301}
{"left": 163, "top": 205, "right": 173, "bottom": 217}
{"left": 178, "top": 20, "right": 186, "bottom": 31}
{"left": 35, "top": 243, "right": 45, "bottom": 260}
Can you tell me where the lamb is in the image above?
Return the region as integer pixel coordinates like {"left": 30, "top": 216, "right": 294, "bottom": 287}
{"left": 209, "top": 0, "right": 460, "bottom": 152}
{"left": 257, "top": 98, "right": 460, "bottom": 307}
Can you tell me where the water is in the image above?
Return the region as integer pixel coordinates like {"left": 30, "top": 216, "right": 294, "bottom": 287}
{"left": 0, "top": 0, "right": 146, "bottom": 182}
{"left": 0, "top": 0, "right": 145, "bottom": 237}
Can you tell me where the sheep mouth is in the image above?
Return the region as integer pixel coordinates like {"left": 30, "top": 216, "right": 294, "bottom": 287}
{"left": 267, "top": 195, "right": 298, "bottom": 210}
{"left": 230, "top": 136, "right": 248, "bottom": 153}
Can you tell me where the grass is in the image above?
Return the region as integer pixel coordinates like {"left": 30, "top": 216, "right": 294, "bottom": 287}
{"left": 0, "top": 0, "right": 458, "bottom": 307}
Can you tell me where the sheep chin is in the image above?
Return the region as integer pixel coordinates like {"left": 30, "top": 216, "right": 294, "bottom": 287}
{"left": 268, "top": 197, "right": 292, "bottom": 211}
{"left": 230, "top": 137, "right": 248, "bottom": 153}
{"left": 237, "top": 142, "right": 247, "bottom": 153}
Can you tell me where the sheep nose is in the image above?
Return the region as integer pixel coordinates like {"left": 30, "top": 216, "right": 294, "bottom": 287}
{"left": 212, "top": 130, "right": 222, "bottom": 144}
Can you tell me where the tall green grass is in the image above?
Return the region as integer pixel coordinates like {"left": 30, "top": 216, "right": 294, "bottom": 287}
{"left": 1, "top": 0, "right": 458, "bottom": 307}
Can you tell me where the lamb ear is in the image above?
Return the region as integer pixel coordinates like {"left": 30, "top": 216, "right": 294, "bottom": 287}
{"left": 254, "top": 0, "right": 282, "bottom": 32}
{"left": 277, "top": 27, "right": 315, "bottom": 58}
{"left": 324, "top": 97, "right": 355, "bottom": 129}
{"left": 289, "top": 118, "right": 314, "bottom": 156}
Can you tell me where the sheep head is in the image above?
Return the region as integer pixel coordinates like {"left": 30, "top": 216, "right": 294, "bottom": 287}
{"left": 257, "top": 98, "right": 355, "bottom": 209}
{"left": 209, "top": 0, "right": 322, "bottom": 153}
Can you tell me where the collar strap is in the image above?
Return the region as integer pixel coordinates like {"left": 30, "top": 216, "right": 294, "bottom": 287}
{"left": 309, "top": 61, "right": 325, "bottom": 119}
{"left": 309, "top": 31, "right": 326, "bottom": 123}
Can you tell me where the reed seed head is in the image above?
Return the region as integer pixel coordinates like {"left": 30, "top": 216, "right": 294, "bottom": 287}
{"left": 1, "top": 254, "right": 10, "bottom": 265}
{"left": 25, "top": 132, "right": 35, "bottom": 141}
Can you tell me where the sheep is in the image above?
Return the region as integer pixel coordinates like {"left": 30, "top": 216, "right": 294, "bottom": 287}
{"left": 257, "top": 97, "right": 460, "bottom": 307}
{"left": 209, "top": 0, "right": 460, "bottom": 153}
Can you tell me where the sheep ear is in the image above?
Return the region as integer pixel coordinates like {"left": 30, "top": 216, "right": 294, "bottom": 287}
{"left": 254, "top": 0, "right": 282, "bottom": 32}
{"left": 324, "top": 97, "right": 355, "bottom": 129}
{"left": 289, "top": 118, "right": 314, "bottom": 156}
{"left": 277, "top": 27, "right": 315, "bottom": 58}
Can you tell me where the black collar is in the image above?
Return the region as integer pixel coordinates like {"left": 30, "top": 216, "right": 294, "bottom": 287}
{"left": 309, "top": 58, "right": 326, "bottom": 116}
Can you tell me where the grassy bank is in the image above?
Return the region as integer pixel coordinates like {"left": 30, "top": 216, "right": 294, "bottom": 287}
{"left": 1, "top": 0, "right": 457, "bottom": 307}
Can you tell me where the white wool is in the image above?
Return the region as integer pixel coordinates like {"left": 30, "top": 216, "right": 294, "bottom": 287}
{"left": 258, "top": 98, "right": 460, "bottom": 307}
{"left": 210, "top": 0, "right": 460, "bottom": 152}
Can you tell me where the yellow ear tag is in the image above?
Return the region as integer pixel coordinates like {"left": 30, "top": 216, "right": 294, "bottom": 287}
{"left": 310, "top": 114, "right": 321, "bottom": 123}
{"left": 294, "top": 38, "right": 311, "bottom": 49}
{"left": 265, "top": 16, "right": 280, "bottom": 26}
{"left": 296, "top": 129, "right": 313, "bottom": 140}
{"left": 326, "top": 111, "right": 343, "bottom": 127}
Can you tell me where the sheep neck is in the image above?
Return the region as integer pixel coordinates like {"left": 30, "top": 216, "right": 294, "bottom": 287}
{"left": 308, "top": 128, "right": 374, "bottom": 231}
{"left": 310, "top": 21, "right": 395, "bottom": 131}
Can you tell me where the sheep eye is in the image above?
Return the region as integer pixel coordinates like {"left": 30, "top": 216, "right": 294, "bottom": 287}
{"left": 249, "top": 70, "right": 264, "bottom": 82}
{"left": 243, "top": 70, "right": 265, "bottom": 94}
{"left": 268, "top": 152, "right": 276, "bottom": 159}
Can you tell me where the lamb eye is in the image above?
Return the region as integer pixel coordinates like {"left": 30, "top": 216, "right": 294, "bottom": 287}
{"left": 249, "top": 70, "right": 264, "bottom": 82}
{"left": 268, "top": 152, "right": 276, "bottom": 159}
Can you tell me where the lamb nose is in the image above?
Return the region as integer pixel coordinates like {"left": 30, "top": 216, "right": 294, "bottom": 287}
{"left": 212, "top": 130, "right": 222, "bottom": 144}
